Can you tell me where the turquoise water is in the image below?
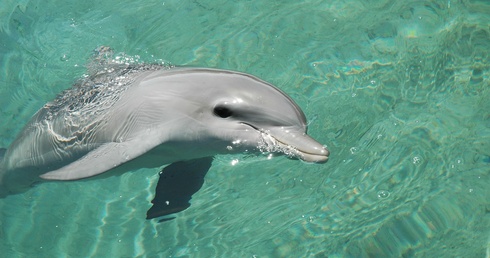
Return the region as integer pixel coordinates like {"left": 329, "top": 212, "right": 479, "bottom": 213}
{"left": 1, "top": 0, "right": 489, "bottom": 257}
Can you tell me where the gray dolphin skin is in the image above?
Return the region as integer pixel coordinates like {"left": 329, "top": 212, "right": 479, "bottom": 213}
{"left": 0, "top": 55, "right": 328, "bottom": 218}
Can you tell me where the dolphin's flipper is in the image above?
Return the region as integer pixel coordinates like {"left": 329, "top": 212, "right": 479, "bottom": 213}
{"left": 146, "top": 157, "right": 213, "bottom": 220}
{"left": 0, "top": 148, "right": 6, "bottom": 161}
{"left": 40, "top": 140, "right": 157, "bottom": 180}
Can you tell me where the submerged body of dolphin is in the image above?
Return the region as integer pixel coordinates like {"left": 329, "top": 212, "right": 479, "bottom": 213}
{"left": 0, "top": 56, "right": 328, "bottom": 219}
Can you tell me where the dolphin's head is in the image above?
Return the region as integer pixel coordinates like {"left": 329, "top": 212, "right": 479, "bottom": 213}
{"left": 158, "top": 68, "right": 329, "bottom": 163}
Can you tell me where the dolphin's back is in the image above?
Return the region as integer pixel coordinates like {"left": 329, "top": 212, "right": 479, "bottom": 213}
{"left": 0, "top": 64, "right": 167, "bottom": 195}
{"left": 3, "top": 64, "right": 162, "bottom": 172}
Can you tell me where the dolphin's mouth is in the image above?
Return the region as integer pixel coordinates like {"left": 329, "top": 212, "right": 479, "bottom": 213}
{"left": 258, "top": 130, "right": 329, "bottom": 163}
{"left": 242, "top": 123, "right": 329, "bottom": 163}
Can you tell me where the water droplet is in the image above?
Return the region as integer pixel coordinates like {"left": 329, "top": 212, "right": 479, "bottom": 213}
{"left": 377, "top": 190, "right": 390, "bottom": 199}
{"left": 60, "top": 54, "right": 70, "bottom": 62}
{"left": 309, "top": 216, "right": 315, "bottom": 222}
{"left": 350, "top": 147, "right": 358, "bottom": 154}
{"left": 412, "top": 156, "right": 421, "bottom": 164}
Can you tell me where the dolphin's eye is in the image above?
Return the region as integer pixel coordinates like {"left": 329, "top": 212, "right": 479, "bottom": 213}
{"left": 213, "top": 105, "right": 233, "bottom": 118}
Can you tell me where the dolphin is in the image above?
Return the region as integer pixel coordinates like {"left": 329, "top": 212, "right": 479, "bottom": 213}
{"left": 0, "top": 54, "right": 328, "bottom": 219}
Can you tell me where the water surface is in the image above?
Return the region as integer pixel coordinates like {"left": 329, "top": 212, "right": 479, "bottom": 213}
{"left": 0, "top": 0, "right": 489, "bottom": 257}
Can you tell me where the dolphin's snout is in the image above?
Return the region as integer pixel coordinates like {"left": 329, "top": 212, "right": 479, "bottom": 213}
{"left": 293, "top": 135, "right": 329, "bottom": 163}
{"left": 264, "top": 127, "right": 329, "bottom": 163}
{"left": 299, "top": 145, "right": 329, "bottom": 163}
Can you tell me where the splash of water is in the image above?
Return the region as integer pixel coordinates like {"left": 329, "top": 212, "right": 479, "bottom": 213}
{"left": 256, "top": 129, "right": 303, "bottom": 160}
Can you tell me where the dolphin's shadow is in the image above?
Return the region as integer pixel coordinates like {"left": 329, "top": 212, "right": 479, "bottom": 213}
{"left": 147, "top": 157, "right": 213, "bottom": 222}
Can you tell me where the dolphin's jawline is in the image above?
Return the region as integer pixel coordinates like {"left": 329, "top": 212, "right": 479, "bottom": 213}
{"left": 240, "top": 122, "right": 328, "bottom": 163}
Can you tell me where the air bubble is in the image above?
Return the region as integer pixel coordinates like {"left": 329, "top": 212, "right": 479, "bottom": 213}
{"left": 60, "top": 54, "right": 70, "bottom": 62}
{"left": 412, "top": 156, "right": 421, "bottom": 164}
{"left": 350, "top": 147, "right": 358, "bottom": 154}
{"left": 377, "top": 190, "right": 390, "bottom": 199}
